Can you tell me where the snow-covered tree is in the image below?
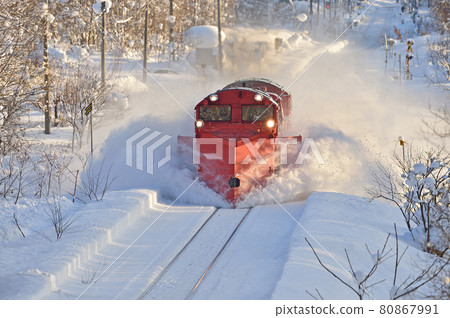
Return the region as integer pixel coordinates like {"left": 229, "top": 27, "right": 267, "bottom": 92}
{"left": 401, "top": 157, "right": 449, "bottom": 255}
{"left": 370, "top": 149, "right": 449, "bottom": 256}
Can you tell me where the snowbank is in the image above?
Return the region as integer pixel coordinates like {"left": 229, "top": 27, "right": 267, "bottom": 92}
{"left": 0, "top": 190, "right": 157, "bottom": 299}
{"left": 272, "top": 192, "right": 431, "bottom": 300}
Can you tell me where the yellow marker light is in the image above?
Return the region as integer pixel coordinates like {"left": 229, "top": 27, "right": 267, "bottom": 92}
{"left": 266, "top": 119, "right": 275, "bottom": 128}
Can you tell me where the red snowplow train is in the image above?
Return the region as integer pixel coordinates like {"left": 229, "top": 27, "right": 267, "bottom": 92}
{"left": 178, "top": 78, "right": 301, "bottom": 205}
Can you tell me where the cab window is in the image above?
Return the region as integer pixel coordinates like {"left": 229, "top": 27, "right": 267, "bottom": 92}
{"left": 241, "top": 106, "right": 273, "bottom": 121}
{"left": 199, "top": 106, "right": 232, "bottom": 121}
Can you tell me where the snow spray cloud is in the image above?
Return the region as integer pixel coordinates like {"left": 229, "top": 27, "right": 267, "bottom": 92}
{"left": 90, "top": 58, "right": 380, "bottom": 207}
{"left": 238, "top": 124, "right": 378, "bottom": 207}
{"left": 86, "top": 25, "right": 441, "bottom": 208}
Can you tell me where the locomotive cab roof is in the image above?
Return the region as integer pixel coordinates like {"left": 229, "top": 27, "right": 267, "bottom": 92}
{"left": 224, "top": 78, "right": 286, "bottom": 92}
{"left": 199, "top": 87, "right": 280, "bottom": 110}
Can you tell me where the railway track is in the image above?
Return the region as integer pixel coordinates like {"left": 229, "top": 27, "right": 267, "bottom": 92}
{"left": 138, "top": 207, "right": 253, "bottom": 300}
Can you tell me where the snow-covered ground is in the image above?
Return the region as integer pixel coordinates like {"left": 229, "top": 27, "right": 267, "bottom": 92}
{"left": 1, "top": 0, "right": 449, "bottom": 304}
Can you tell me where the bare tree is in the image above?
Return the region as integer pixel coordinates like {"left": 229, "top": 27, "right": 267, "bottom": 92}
{"left": 427, "top": 36, "right": 449, "bottom": 90}
{"left": 44, "top": 195, "right": 78, "bottom": 240}
{"left": 81, "top": 258, "right": 107, "bottom": 285}
{"left": 306, "top": 224, "right": 450, "bottom": 300}
{"left": 390, "top": 225, "right": 449, "bottom": 299}
{"left": 0, "top": 150, "right": 32, "bottom": 203}
{"left": 426, "top": 259, "right": 450, "bottom": 299}
{"left": 423, "top": 103, "right": 450, "bottom": 142}
{"left": 50, "top": 60, "right": 111, "bottom": 150}
{"left": 12, "top": 212, "right": 25, "bottom": 238}
{"left": 13, "top": 151, "right": 31, "bottom": 204}
{"left": 79, "top": 159, "right": 116, "bottom": 202}
{"left": 431, "top": 1, "right": 449, "bottom": 35}
{"left": 305, "top": 236, "right": 391, "bottom": 300}
{"left": 0, "top": 0, "right": 43, "bottom": 156}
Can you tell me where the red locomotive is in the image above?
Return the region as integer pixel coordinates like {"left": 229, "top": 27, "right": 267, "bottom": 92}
{"left": 178, "top": 78, "right": 301, "bottom": 205}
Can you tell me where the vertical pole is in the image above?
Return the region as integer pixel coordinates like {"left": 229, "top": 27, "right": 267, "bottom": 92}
{"left": 310, "top": 0, "right": 313, "bottom": 14}
{"left": 398, "top": 137, "right": 405, "bottom": 162}
{"left": 334, "top": 0, "right": 336, "bottom": 18}
{"left": 169, "top": 0, "right": 174, "bottom": 61}
{"left": 143, "top": 0, "right": 149, "bottom": 82}
{"left": 54, "top": 100, "right": 58, "bottom": 127}
{"left": 101, "top": 1, "right": 106, "bottom": 86}
{"left": 402, "top": 140, "right": 405, "bottom": 162}
{"left": 399, "top": 53, "right": 402, "bottom": 104}
{"left": 71, "top": 106, "right": 76, "bottom": 152}
{"left": 193, "top": 0, "right": 197, "bottom": 26}
{"left": 73, "top": 170, "right": 79, "bottom": 203}
{"left": 90, "top": 105, "right": 93, "bottom": 155}
{"left": 329, "top": 1, "right": 332, "bottom": 22}
{"left": 169, "top": 0, "right": 174, "bottom": 43}
{"left": 385, "top": 34, "right": 388, "bottom": 77}
{"left": 217, "top": 0, "right": 223, "bottom": 74}
{"left": 44, "top": 0, "right": 50, "bottom": 135}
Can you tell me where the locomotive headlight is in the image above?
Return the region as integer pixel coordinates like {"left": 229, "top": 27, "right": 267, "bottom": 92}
{"left": 196, "top": 119, "right": 204, "bottom": 128}
{"left": 266, "top": 119, "right": 275, "bottom": 128}
{"left": 254, "top": 94, "right": 263, "bottom": 102}
{"left": 209, "top": 94, "right": 218, "bottom": 102}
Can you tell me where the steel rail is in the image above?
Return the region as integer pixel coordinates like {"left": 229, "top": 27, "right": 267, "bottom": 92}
{"left": 185, "top": 207, "right": 253, "bottom": 300}
{"left": 137, "top": 207, "right": 219, "bottom": 300}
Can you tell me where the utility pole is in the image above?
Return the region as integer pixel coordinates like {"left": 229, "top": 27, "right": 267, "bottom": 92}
{"left": 310, "top": 0, "right": 313, "bottom": 15}
{"left": 101, "top": 1, "right": 106, "bottom": 86}
{"left": 217, "top": 0, "right": 223, "bottom": 74}
{"left": 90, "top": 105, "right": 93, "bottom": 154}
{"left": 84, "top": 102, "right": 93, "bottom": 154}
{"left": 399, "top": 53, "right": 402, "bottom": 104}
{"left": 398, "top": 137, "right": 405, "bottom": 162}
{"left": 323, "top": 0, "right": 325, "bottom": 18}
{"left": 143, "top": 0, "right": 149, "bottom": 82}
{"left": 384, "top": 34, "right": 388, "bottom": 77}
{"left": 44, "top": 0, "right": 50, "bottom": 135}
{"left": 334, "top": 0, "right": 337, "bottom": 18}
{"left": 193, "top": 0, "right": 197, "bottom": 26}
{"left": 169, "top": 0, "right": 174, "bottom": 43}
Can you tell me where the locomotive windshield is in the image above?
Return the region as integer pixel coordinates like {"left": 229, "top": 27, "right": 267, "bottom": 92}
{"left": 241, "top": 106, "right": 274, "bottom": 122}
{"left": 199, "top": 106, "right": 232, "bottom": 121}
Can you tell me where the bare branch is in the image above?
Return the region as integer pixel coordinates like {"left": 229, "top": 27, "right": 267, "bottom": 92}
{"left": 305, "top": 238, "right": 360, "bottom": 298}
